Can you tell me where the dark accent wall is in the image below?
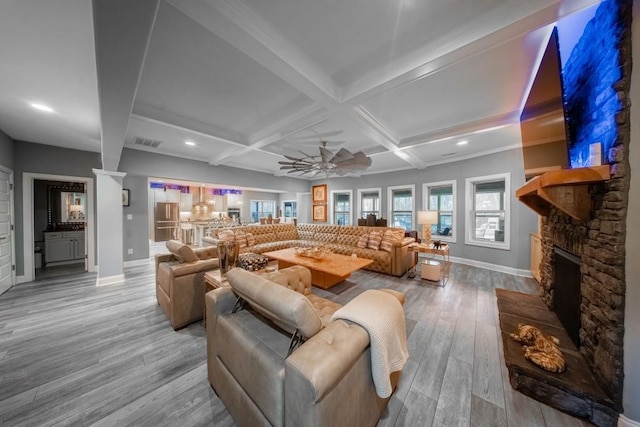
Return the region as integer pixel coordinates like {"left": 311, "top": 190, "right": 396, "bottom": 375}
{"left": 539, "top": 0, "right": 631, "bottom": 409}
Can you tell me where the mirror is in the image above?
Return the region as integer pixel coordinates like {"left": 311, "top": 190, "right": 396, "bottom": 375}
{"left": 61, "top": 192, "right": 86, "bottom": 222}
{"left": 47, "top": 183, "right": 85, "bottom": 229}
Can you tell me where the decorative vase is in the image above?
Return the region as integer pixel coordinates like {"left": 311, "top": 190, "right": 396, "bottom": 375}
{"left": 217, "top": 240, "right": 239, "bottom": 277}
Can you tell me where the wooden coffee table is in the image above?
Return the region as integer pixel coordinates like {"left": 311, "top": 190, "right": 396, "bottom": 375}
{"left": 263, "top": 248, "right": 373, "bottom": 289}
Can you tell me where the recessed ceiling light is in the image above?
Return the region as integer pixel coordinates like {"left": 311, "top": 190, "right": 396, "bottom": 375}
{"left": 31, "top": 103, "right": 54, "bottom": 113}
{"left": 185, "top": 141, "right": 196, "bottom": 146}
{"left": 457, "top": 140, "right": 468, "bottom": 146}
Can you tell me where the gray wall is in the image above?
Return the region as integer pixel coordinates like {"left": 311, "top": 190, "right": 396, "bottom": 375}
{"left": 12, "top": 140, "right": 536, "bottom": 274}
{"left": 311, "top": 148, "right": 537, "bottom": 271}
{"left": 0, "top": 128, "right": 14, "bottom": 169}
{"left": 123, "top": 175, "right": 150, "bottom": 262}
{"left": 13, "top": 141, "right": 101, "bottom": 276}
{"left": 623, "top": 0, "right": 640, "bottom": 420}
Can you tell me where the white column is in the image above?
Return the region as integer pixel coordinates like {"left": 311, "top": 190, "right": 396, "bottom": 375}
{"left": 93, "top": 169, "right": 126, "bottom": 286}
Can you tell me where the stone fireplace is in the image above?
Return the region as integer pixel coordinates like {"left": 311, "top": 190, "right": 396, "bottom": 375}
{"left": 535, "top": 0, "right": 632, "bottom": 416}
{"left": 508, "top": 1, "right": 631, "bottom": 424}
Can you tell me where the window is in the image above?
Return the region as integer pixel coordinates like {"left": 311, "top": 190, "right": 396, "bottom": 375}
{"left": 423, "top": 180, "right": 456, "bottom": 242}
{"left": 357, "top": 188, "right": 381, "bottom": 219}
{"left": 331, "top": 190, "right": 352, "bottom": 225}
{"left": 465, "top": 173, "right": 510, "bottom": 249}
{"left": 388, "top": 185, "right": 415, "bottom": 231}
{"left": 250, "top": 200, "right": 276, "bottom": 222}
{"left": 282, "top": 200, "right": 297, "bottom": 220}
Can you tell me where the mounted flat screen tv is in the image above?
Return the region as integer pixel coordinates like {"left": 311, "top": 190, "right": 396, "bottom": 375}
{"left": 520, "top": 28, "right": 570, "bottom": 180}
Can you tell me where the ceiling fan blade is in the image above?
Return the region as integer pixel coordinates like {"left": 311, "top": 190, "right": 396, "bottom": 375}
{"left": 329, "top": 148, "right": 354, "bottom": 164}
{"left": 334, "top": 152, "right": 372, "bottom": 170}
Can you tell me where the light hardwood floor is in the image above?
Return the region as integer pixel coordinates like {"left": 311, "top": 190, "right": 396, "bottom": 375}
{"left": 0, "top": 257, "right": 590, "bottom": 426}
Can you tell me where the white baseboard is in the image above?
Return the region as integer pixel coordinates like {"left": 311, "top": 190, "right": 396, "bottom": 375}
{"left": 96, "top": 274, "right": 125, "bottom": 287}
{"left": 16, "top": 275, "right": 27, "bottom": 284}
{"left": 619, "top": 415, "right": 640, "bottom": 427}
{"left": 124, "top": 258, "right": 150, "bottom": 268}
{"left": 448, "top": 255, "right": 533, "bottom": 278}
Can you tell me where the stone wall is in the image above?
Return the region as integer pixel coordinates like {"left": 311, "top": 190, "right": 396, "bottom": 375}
{"left": 538, "top": 0, "right": 631, "bottom": 409}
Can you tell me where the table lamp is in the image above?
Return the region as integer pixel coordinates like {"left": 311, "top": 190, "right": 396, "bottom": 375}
{"left": 417, "top": 210, "right": 438, "bottom": 245}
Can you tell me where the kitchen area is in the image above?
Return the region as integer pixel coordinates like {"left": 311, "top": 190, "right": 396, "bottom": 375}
{"left": 148, "top": 182, "right": 245, "bottom": 246}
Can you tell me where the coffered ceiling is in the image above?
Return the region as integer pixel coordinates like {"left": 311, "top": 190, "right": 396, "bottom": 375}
{"left": 0, "top": 0, "right": 600, "bottom": 179}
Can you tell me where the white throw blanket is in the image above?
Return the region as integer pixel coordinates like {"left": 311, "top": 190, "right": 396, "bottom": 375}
{"left": 331, "top": 290, "right": 409, "bottom": 398}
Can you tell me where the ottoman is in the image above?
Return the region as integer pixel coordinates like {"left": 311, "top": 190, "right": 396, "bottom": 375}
{"left": 237, "top": 252, "right": 270, "bottom": 271}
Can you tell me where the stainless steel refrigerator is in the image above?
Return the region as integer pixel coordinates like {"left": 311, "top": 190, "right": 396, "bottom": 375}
{"left": 154, "top": 202, "right": 179, "bottom": 241}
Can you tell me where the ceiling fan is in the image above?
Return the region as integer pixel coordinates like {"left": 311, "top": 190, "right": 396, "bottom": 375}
{"left": 278, "top": 141, "right": 372, "bottom": 177}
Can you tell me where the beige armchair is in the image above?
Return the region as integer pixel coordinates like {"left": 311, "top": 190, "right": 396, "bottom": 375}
{"left": 206, "top": 267, "right": 406, "bottom": 426}
{"left": 155, "top": 240, "right": 219, "bottom": 330}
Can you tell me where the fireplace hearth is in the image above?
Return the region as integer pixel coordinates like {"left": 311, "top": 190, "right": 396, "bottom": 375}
{"left": 496, "top": 289, "right": 616, "bottom": 426}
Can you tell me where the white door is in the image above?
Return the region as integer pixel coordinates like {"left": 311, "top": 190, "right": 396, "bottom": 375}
{"left": 0, "top": 168, "right": 14, "bottom": 295}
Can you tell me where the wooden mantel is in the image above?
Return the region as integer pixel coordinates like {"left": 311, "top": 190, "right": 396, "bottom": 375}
{"left": 516, "top": 165, "right": 610, "bottom": 221}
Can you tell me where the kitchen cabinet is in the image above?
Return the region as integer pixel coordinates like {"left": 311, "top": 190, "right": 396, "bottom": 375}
{"left": 153, "top": 188, "right": 180, "bottom": 204}
{"left": 179, "top": 192, "right": 193, "bottom": 212}
{"left": 212, "top": 195, "right": 227, "bottom": 212}
{"left": 44, "top": 231, "right": 85, "bottom": 266}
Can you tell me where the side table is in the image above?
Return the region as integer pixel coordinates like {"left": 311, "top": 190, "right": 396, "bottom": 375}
{"left": 408, "top": 243, "right": 451, "bottom": 285}
{"left": 205, "top": 269, "right": 228, "bottom": 291}
{"left": 203, "top": 269, "right": 228, "bottom": 328}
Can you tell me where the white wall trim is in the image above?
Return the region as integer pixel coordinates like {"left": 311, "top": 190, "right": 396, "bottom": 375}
{"left": 123, "top": 258, "right": 150, "bottom": 268}
{"left": 22, "top": 173, "right": 96, "bottom": 283}
{"left": 96, "top": 274, "right": 125, "bottom": 287}
{"left": 16, "top": 275, "right": 27, "bottom": 284}
{"left": 446, "top": 255, "right": 533, "bottom": 278}
{"left": 619, "top": 415, "right": 640, "bottom": 427}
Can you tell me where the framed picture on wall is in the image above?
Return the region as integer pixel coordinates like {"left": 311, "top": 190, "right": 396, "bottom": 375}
{"left": 122, "top": 189, "right": 130, "bottom": 206}
{"left": 312, "top": 204, "right": 327, "bottom": 222}
{"left": 312, "top": 184, "right": 327, "bottom": 204}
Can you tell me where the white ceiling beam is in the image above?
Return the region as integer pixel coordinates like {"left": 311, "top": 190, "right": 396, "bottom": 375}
{"left": 92, "top": 0, "right": 160, "bottom": 171}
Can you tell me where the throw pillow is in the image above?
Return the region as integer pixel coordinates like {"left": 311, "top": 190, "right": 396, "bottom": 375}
{"left": 357, "top": 233, "right": 369, "bottom": 249}
{"left": 235, "top": 230, "right": 248, "bottom": 248}
{"left": 218, "top": 229, "right": 235, "bottom": 242}
{"left": 380, "top": 229, "right": 403, "bottom": 253}
{"left": 367, "top": 230, "right": 383, "bottom": 250}
{"left": 245, "top": 232, "right": 256, "bottom": 246}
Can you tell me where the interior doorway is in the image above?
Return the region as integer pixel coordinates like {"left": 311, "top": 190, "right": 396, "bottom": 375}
{"left": 33, "top": 179, "right": 88, "bottom": 280}
{"left": 22, "top": 173, "right": 95, "bottom": 284}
